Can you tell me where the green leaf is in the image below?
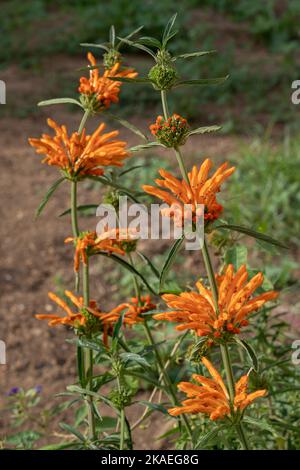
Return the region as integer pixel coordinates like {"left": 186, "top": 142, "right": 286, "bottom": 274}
{"left": 38, "top": 98, "right": 83, "bottom": 108}
{"left": 59, "top": 204, "right": 98, "bottom": 217}
{"left": 243, "top": 417, "right": 277, "bottom": 435}
{"left": 117, "top": 36, "right": 157, "bottom": 60}
{"left": 195, "top": 425, "right": 227, "bottom": 449}
{"left": 119, "top": 165, "right": 145, "bottom": 177}
{"left": 139, "top": 401, "right": 168, "bottom": 414}
{"left": 234, "top": 338, "right": 259, "bottom": 372}
{"left": 188, "top": 125, "right": 221, "bottom": 136}
{"left": 87, "top": 175, "right": 141, "bottom": 203}
{"left": 175, "top": 76, "right": 229, "bottom": 87}
{"left": 120, "top": 352, "right": 150, "bottom": 368}
{"left": 162, "top": 13, "right": 178, "bottom": 46}
{"left": 77, "top": 345, "right": 86, "bottom": 388}
{"left": 159, "top": 236, "right": 184, "bottom": 292}
{"left": 59, "top": 422, "right": 86, "bottom": 442}
{"left": 112, "top": 311, "right": 125, "bottom": 340}
{"left": 175, "top": 50, "right": 217, "bottom": 60}
{"left": 139, "top": 36, "right": 161, "bottom": 49}
{"left": 224, "top": 245, "right": 248, "bottom": 270}
{"left": 40, "top": 442, "right": 78, "bottom": 450}
{"left": 130, "top": 142, "right": 165, "bottom": 152}
{"left": 35, "top": 177, "right": 65, "bottom": 218}
{"left": 157, "top": 426, "right": 180, "bottom": 440}
{"left": 106, "top": 113, "right": 148, "bottom": 141}
{"left": 97, "top": 253, "right": 157, "bottom": 295}
{"left": 109, "top": 25, "right": 116, "bottom": 48}
{"left": 80, "top": 43, "right": 109, "bottom": 52}
{"left": 108, "top": 75, "right": 153, "bottom": 84}
{"left": 215, "top": 224, "right": 288, "bottom": 249}
{"left": 136, "top": 251, "right": 160, "bottom": 279}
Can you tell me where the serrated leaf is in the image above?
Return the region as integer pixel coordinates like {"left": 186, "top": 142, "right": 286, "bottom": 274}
{"left": 35, "top": 177, "right": 65, "bottom": 218}
{"left": 108, "top": 75, "right": 153, "bottom": 84}
{"left": 38, "top": 98, "right": 83, "bottom": 108}
{"left": 243, "top": 417, "right": 277, "bottom": 435}
{"left": 130, "top": 142, "right": 165, "bottom": 152}
{"left": 139, "top": 36, "right": 161, "bottom": 48}
{"left": 59, "top": 204, "right": 98, "bottom": 217}
{"left": 120, "top": 352, "right": 150, "bottom": 368}
{"left": 136, "top": 251, "right": 160, "bottom": 279}
{"left": 139, "top": 401, "right": 168, "bottom": 414}
{"left": 188, "top": 125, "right": 221, "bottom": 136}
{"left": 162, "top": 13, "right": 178, "bottom": 46}
{"left": 80, "top": 43, "right": 109, "bottom": 52}
{"left": 116, "top": 37, "right": 157, "bottom": 60}
{"left": 224, "top": 245, "right": 248, "bottom": 270}
{"left": 175, "top": 75, "right": 229, "bottom": 87}
{"left": 195, "top": 425, "right": 226, "bottom": 449}
{"left": 107, "top": 113, "right": 148, "bottom": 141}
{"left": 109, "top": 25, "right": 116, "bottom": 48}
{"left": 175, "top": 50, "right": 217, "bottom": 60}
{"left": 234, "top": 338, "right": 259, "bottom": 372}
{"left": 159, "top": 236, "right": 184, "bottom": 292}
{"left": 59, "top": 422, "right": 86, "bottom": 442}
{"left": 215, "top": 223, "right": 288, "bottom": 249}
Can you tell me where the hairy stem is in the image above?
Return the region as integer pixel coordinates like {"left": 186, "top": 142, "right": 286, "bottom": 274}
{"left": 160, "top": 89, "right": 250, "bottom": 450}
{"left": 83, "top": 260, "right": 96, "bottom": 441}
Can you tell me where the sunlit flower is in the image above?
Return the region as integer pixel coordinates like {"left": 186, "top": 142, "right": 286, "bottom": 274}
{"left": 35, "top": 291, "right": 102, "bottom": 334}
{"left": 36, "top": 292, "right": 155, "bottom": 344}
{"left": 142, "top": 159, "right": 235, "bottom": 226}
{"left": 91, "top": 295, "right": 155, "bottom": 344}
{"left": 168, "top": 357, "right": 266, "bottom": 421}
{"left": 154, "top": 264, "right": 278, "bottom": 342}
{"left": 150, "top": 114, "right": 189, "bottom": 147}
{"left": 28, "top": 119, "right": 130, "bottom": 179}
{"left": 64, "top": 230, "right": 130, "bottom": 272}
{"left": 79, "top": 52, "right": 137, "bottom": 112}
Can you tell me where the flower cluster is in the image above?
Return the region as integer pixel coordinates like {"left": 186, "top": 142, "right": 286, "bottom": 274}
{"left": 28, "top": 119, "right": 130, "bottom": 179}
{"left": 169, "top": 357, "right": 266, "bottom": 421}
{"left": 150, "top": 114, "right": 189, "bottom": 148}
{"left": 64, "top": 229, "right": 137, "bottom": 272}
{"left": 36, "top": 291, "right": 155, "bottom": 342}
{"left": 79, "top": 52, "right": 137, "bottom": 112}
{"left": 143, "top": 159, "right": 235, "bottom": 226}
{"left": 154, "top": 264, "right": 278, "bottom": 344}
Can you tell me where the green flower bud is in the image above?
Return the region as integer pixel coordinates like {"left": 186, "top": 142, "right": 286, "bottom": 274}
{"left": 148, "top": 64, "right": 178, "bottom": 91}
{"left": 103, "top": 49, "right": 122, "bottom": 69}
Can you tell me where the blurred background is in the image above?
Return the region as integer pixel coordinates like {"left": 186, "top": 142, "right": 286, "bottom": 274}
{"left": 0, "top": 0, "right": 300, "bottom": 449}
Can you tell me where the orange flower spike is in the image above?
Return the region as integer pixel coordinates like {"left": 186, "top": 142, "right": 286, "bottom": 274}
{"left": 155, "top": 265, "right": 278, "bottom": 341}
{"left": 29, "top": 120, "right": 130, "bottom": 179}
{"left": 143, "top": 158, "right": 235, "bottom": 226}
{"left": 78, "top": 52, "right": 137, "bottom": 111}
{"left": 168, "top": 358, "right": 266, "bottom": 421}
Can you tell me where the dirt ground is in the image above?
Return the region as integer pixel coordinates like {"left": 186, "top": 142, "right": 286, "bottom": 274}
{"left": 0, "top": 56, "right": 297, "bottom": 449}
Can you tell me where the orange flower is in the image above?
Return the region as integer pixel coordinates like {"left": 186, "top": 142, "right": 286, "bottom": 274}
{"left": 36, "top": 292, "right": 155, "bottom": 344}
{"left": 142, "top": 159, "right": 235, "bottom": 225}
{"left": 28, "top": 119, "right": 130, "bottom": 178}
{"left": 79, "top": 52, "right": 137, "bottom": 111}
{"left": 90, "top": 295, "right": 156, "bottom": 347}
{"left": 168, "top": 357, "right": 266, "bottom": 421}
{"left": 35, "top": 291, "right": 102, "bottom": 330}
{"left": 150, "top": 114, "right": 189, "bottom": 147}
{"left": 154, "top": 264, "right": 278, "bottom": 341}
{"left": 65, "top": 230, "right": 136, "bottom": 272}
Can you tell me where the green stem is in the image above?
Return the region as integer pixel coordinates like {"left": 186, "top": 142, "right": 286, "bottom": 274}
{"left": 117, "top": 375, "right": 126, "bottom": 450}
{"left": 159, "top": 88, "right": 250, "bottom": 450}
{"left": 71, "top": 180, "right": 79, "bottom": 238}
{"left": 174, "top": 147, "right": 189, "bottom": 183}
{"left": 161, "top": 90, "right": 170, "bottom": 120}
{"left": 83, "top": 260, "right": 96, "bottom": 442}
{"left": 78, "top": 108, "right": 90, "bottom": 135}
{"left": 143, "top": 321, "right": 193, "bottom": 441}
